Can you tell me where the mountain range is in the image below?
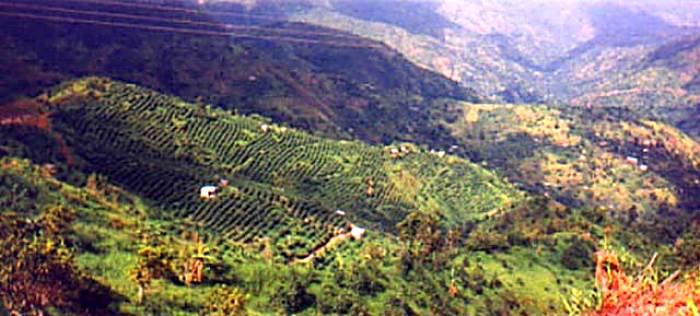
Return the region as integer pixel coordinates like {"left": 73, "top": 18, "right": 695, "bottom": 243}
{"left": 1, "top": 0, "right": 700, "bottom": 315}
{"left": 289, "top": 0, "right": 700, "bottom": 138}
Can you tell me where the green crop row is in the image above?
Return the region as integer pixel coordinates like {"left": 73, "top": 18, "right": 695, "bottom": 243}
{"left": 2, "top": 77, "right": 522, "bottom": 259}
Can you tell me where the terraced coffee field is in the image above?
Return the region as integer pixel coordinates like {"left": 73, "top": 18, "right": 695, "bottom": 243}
{"left": 2, "top": 77, "right": 522, "bottom": 260}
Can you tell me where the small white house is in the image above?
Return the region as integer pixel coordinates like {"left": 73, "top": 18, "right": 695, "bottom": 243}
{"left": 335, "top": 209, "right": 346, "bottom": 216}
{"left": 626, "top": 156, "right": 639, "bottom": 165}
{"left": 430, "top": 149, "right": 446, "bottom": 157}
{"left": 350, "top": 224, "right": 366, "bottom": 240}
{"left": 639, "top": 164, "right": 649, "bottom": 171}
{"left": 200, "top": 186, "right": 218, "bottom": 200}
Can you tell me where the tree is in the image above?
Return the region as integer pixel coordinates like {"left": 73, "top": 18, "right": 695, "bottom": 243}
{"left": 0, "top": 209, "right": 115, "bottom": 315}
{"left": 396, "top": 211, "right": 443, "bottom": 273}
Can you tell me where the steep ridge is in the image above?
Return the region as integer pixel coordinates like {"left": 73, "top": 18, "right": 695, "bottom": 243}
{"left": 290, "top": 1, "right": 700, "bottom": 138}
{"left": 0, "top": 0, "right": 478, "bottom": 146}
{"left": 553, "top": 34, "right": 700, "bottom": 139}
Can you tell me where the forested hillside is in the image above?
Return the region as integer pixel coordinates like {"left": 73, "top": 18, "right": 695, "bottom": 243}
{"left": 1, "top": 0, "right": 478, "bottom": 146}
{"left": 2, "top": 78, "right": 697, "bottom": 315}
{"left": 2, "top": 1, "right": 700, "bottom": 315}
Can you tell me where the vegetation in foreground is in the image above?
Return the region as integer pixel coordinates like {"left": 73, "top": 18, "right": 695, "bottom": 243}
{"left": 1, "top": 79, "right": 699, "bottom": 315}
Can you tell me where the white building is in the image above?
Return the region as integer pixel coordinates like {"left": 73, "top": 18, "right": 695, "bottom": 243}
{"left": 350, "top": 224, "right": 366, "bottom": 240}
{"left": 200, "top": 186, "right": 218, "bottom": 200}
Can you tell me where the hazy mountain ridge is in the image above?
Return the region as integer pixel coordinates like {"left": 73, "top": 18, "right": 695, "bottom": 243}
{"left": 331, "top": 0, "right": 459, "bottom": 39}
{"left": 288, "top": 0, "right": 700, "bottom": 138}
{"left": 551, "top": 34, "right": 700, "bottom": 139}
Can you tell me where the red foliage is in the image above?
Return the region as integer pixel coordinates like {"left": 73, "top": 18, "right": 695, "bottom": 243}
{"left": 0, "top": 98, "right": 76, "bottom": 167}
{"left": 587, "top": 250, "right": 700, "bottom": 316}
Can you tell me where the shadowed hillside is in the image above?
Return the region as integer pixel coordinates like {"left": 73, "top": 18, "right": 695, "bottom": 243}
{"left": 0, "top": 0, "right": 478, "bottom": 146}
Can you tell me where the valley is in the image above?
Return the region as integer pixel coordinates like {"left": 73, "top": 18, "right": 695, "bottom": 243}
{"left": 1, "top": 0, "right": 699, "bottom": 315}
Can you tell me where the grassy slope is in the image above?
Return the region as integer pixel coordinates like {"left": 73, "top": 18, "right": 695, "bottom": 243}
{"left": 46, "top": 77, "right": 517, "bottom": 225}
{"left": 2, "top": 155, "right": 696, "bottom": 315}
{"left": 2, "top": 79, "right": 699, "bottom": 315}
{"left": 434, "top": 100, "right": 700, "bottom": 215}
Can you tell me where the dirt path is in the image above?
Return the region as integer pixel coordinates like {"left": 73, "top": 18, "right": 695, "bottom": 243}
{"left": 294, "top": 224, "right": 365, "bottom": 264}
